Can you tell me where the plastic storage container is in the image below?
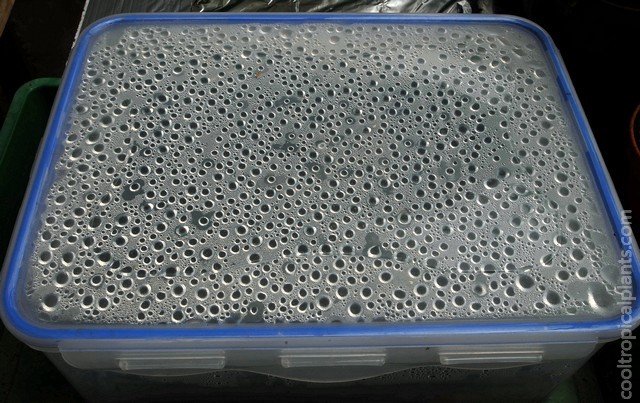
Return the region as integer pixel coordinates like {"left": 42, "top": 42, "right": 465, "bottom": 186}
{"left": 1, "top": 13, "right": 638, "bottom": 401}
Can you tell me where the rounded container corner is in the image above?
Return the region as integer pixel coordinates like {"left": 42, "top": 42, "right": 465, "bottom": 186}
{"left": 494, "top": 14, "right": 557, "bottom": 45}
{"left": 0, "top": 283, "right": 57, "bottom": 351}
{"left": 75, "top": 13, "right": 134, "bottom": 47}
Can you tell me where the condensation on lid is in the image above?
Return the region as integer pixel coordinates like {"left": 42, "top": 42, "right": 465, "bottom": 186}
{"left": 11, "top": 18, "right": 630, "bottom": 327}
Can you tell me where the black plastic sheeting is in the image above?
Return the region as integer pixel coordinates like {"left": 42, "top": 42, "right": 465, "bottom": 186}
{"left": 192, "top": 0, "right": 491, "bottom": 13}
{"left": 77, "top": 0, "right": 493, "bottom": 33}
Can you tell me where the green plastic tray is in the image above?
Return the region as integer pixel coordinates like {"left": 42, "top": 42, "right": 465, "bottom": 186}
{"left": 0, "top": 78, "right": 60, "bottom": 260}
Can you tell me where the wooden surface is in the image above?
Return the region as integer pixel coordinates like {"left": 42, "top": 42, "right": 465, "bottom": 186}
{"left": 0, "top": 0, "right": 15, "bottom": 37}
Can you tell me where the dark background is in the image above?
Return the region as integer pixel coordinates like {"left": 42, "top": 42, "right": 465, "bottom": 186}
{"left": 0, "top": 0, "right": 638, "bottom": 401}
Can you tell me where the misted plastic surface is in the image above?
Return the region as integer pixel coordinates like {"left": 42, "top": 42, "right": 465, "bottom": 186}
{"left": 1, "top": 14, "right": 639, "bottom": 357}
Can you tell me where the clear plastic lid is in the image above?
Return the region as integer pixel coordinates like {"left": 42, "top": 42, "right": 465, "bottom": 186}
{"left": 1, "top": 14, "right": 638, "bottom": 350}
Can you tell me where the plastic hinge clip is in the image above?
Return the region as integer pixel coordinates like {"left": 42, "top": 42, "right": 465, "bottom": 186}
{"left": 439, "top": 350, "right": 543, "bottom": 366}
{"left": 280, "top": 352, "right": 386, "bottom": 368}
{"left": 118, "top": 353, "right": 225, "bottom": 371}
